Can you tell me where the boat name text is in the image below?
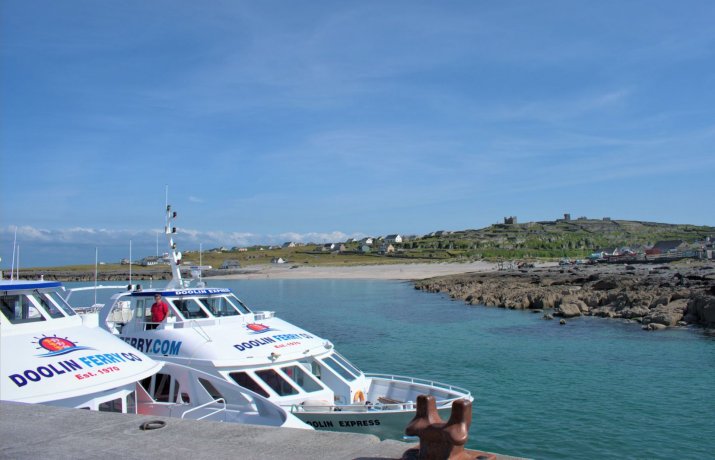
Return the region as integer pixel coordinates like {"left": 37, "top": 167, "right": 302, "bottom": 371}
{"left": 233, "top": 333, "right": 314, "bottom": 352}
{"left": 122, "top": 337, "right": 182, "bottom": 356}
{"left": 8, "top": 352, "right": 144, "bottom": 388}
{"left": 304, "top": 419, "right": 381, "bottom": 428}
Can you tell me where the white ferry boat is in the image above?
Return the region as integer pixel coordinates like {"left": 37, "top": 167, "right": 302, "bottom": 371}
{"left": 1, "top": 278, "right": 161, "bottom": 410}
{"left": 86, "top": 204, "right": 472, "bottom": 438}
{"left": 1, "top": 278, "right": 308, "bottom": 430}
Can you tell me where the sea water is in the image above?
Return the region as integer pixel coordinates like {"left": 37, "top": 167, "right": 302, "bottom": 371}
{"left": 69, "top": 279, "right": 715, "bottom": 459}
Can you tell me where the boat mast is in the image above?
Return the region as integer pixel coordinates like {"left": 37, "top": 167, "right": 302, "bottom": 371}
{"left": 165, "top": 201, "right": 184, "bottom": 289}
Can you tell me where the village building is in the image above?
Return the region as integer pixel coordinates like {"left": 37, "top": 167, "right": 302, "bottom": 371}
{"left": 140, "top": 256, "right": 161, "bottom": 266}
{"left": 646, "top": 240, "right": 689, "bottom": 256}
{"left": 379, "top": 243, "right": 395, "bottom": 255}
{"left": 220, "top": 260, "right": 242, "bottom": 269}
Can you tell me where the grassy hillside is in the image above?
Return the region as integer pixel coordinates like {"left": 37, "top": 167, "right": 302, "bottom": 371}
{"left": 409, "top": 219, "right": 714, "bottom": 260}
{"left": 13, "top": 219, "right": 715, "bottom": 273}
{"left": 174, "top": 218, "right": 715, "bottom": 267}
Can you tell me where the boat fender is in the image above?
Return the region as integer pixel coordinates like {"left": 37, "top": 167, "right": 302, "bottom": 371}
{"left": 353, "top": 390, "right": 365, "bottom": 404}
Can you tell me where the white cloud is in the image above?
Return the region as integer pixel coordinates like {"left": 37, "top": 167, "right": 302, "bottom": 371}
{"left": 0, "top": 225, "right": 365, "bottom": 252}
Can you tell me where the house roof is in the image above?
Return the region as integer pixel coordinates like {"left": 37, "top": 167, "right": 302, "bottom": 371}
{"left": 652, "top": 240, "right": 685, "bottom": 251}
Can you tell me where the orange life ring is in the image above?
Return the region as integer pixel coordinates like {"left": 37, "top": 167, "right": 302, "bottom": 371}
{"left": 353, "top": 390, "right": 365, "bottom": 403}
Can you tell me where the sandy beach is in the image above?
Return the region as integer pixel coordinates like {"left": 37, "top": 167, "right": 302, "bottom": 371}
{"left": 208, "top": 261, "right": 506, "bottom": 281}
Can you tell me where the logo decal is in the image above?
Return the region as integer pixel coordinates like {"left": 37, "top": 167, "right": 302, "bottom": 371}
{"left": 33, "top": 335, "right": 94, "bottom": 357}
{"left": 244, "top": 323, "right": 276, "bottom": 334}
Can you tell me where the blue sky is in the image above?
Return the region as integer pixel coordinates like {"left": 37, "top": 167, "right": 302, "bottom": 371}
{"left": 2, "top": 1, "right": 714, "bottom": 268}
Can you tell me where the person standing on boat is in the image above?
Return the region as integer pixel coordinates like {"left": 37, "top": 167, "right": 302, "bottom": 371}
{"left": 148, "top": 294, "right": 169, "bottom": 329}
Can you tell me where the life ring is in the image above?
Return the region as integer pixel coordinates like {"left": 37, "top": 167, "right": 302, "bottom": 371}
{"left": 353, "top": 390, "right": 365, "bottom": 404}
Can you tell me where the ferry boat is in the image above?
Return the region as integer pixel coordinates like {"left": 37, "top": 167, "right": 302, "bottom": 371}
{"left": 84, "top": 204, "right": 472, "bottom": 438}
{"left": 0, "top": 278, "right": 308, "bottom": 429}
{"left": 1, "top": 278, "right": 161, "bottom": 411}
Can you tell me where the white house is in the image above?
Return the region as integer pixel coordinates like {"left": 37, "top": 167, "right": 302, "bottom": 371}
{"left": 385, "top": 234, "right": 403, "bottom": 244}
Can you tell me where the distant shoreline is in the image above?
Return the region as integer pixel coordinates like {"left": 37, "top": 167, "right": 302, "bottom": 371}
{"left": 6, "top": 261, "right": 515, "bottom": 282}
{"left": 207, "top": 261, "right": 519, "bottom": 281}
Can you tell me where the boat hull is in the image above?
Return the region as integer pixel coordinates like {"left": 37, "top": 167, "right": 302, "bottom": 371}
{"left": 293, "top": 405, "right": 454, "bottom": 439}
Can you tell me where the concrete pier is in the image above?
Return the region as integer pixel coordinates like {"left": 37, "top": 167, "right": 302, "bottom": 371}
{"left": 0, "top": 402, "right": 525, "bottom": 459}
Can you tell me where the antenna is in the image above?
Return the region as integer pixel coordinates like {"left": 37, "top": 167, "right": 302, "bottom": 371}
{"left": 10, "top": 227, "right": 17, "bottom": 281}
{"left": 94, "top": 247, "right": 98, "bottom": 305}
{"left": 129, "top": 240, "right": 132, "bottom": 285}
{"left": 164, "top": 192, "right": 184, "bottom": 289}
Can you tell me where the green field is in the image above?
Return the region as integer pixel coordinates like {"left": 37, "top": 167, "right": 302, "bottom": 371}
{"left": 11, "top": 218, "right": 715, "bottom": 274}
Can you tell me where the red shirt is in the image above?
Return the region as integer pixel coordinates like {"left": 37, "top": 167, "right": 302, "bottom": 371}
{"left": 151, "top": 300, "right": 169, "bottom": 322}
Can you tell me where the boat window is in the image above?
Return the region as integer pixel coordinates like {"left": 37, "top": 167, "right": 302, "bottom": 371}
{"left": 35, "top": 292, "right": 66, "bottom": 318}
{"left": 200, "top": 296, "right": 240, "bottom": 317}
{"left": 140, "top": 376, "right": 152, "bottom": 393}
{"left": 98, "top": 398, "right": 123, "bottom": 413}
{"left": 198, "top": 378, "right": 224, "bottom": 401}
{"left": 40, "top": 291, "right": 76, "bottom": 316}
{"left": 331, "top": 352, "right": 363, "bottom": 377}
{"left": 142, "top": 373, "right": 179, "bottom": 403}
{"left": 228, "top": 295, "right": 251, "bottom": 314}
{"left": 256, "top": 369, "right": 299, "bottom": 396}
{"left": 135, "top": 298, "right": 149, "bottom": 322}
{"left": 0, "top": 294, "right": 46, "bottom": 324}
{"left": 172, "top": 298, "right": 209, "bottom": 319}
{"left": 229, "top": 372, "right": 269, "bottom": 398}
{"left": 154, "top": 373, "right": 173, "bottom": 402}
{"left": 298, "top": 358, "right": 322, "bottom": 380}
{"left": 281, "top": 365, "right": 323, "bottom": 393}
{"left": 126, "top": 391, "right": 136, "bottom": 414}
{"left": 321, "top": 356, "right": 357, "bottom": 382}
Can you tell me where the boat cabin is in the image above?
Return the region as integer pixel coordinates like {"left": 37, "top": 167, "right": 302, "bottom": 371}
{"left": 99, "top": 286, "right": 370, "bottom": 409}
{"left": 101, "top": 287, "right": 253, "bottom": 334}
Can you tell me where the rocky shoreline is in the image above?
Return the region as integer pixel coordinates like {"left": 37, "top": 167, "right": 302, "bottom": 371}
{"left": 414, "top": 261, "right": 715, "bottom": 332}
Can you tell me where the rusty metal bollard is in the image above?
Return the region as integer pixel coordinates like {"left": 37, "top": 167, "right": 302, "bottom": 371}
{"left": 401, "top": 395, "right": 496, "bottom": 460}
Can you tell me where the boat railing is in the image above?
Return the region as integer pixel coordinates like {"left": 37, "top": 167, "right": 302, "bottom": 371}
{"left": 180, "top": 397, "right": 226, "bottom": 421}
{"left": 290, "top": 400, "right": 416, "bottom": 413}
{"left": 364, "top": 373, "right": 472, "bottom": 397}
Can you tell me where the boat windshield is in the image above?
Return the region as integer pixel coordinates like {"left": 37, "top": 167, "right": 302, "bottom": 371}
{"left": 229, "top": 365, "right": 324, "bottom": 398}
{"left": 0, "top": 293, "right": 45, "bottom": 324}
{"left": 172, "top": 298, "right": 209, "bottom": 319}
{"left": 36, "top": 290, "right": 76, "bottom": 318}
{"left": 320, "top": 352, "right": 363, "bottom": 382}
{"left": 198, "top": 295, "right": 247, "bottom": 317}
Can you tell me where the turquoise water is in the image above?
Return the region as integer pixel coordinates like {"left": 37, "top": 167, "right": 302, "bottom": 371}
{"left": 70, "top": 279, "right": 715, "bottom": 459}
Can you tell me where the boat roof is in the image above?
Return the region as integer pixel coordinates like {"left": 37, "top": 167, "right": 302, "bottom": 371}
{"left": 0, "top": 280, "right": 64, "bottom": 291}
{"left": 122, "top": 287, "right": 233, "bottom": 297}
{"left": 1, "top": 279, "right": 162, "bottom": 404}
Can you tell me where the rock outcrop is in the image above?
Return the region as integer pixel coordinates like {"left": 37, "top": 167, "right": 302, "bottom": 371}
{"left": 415, "top": 262, "right": 715, "bottom": 330}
